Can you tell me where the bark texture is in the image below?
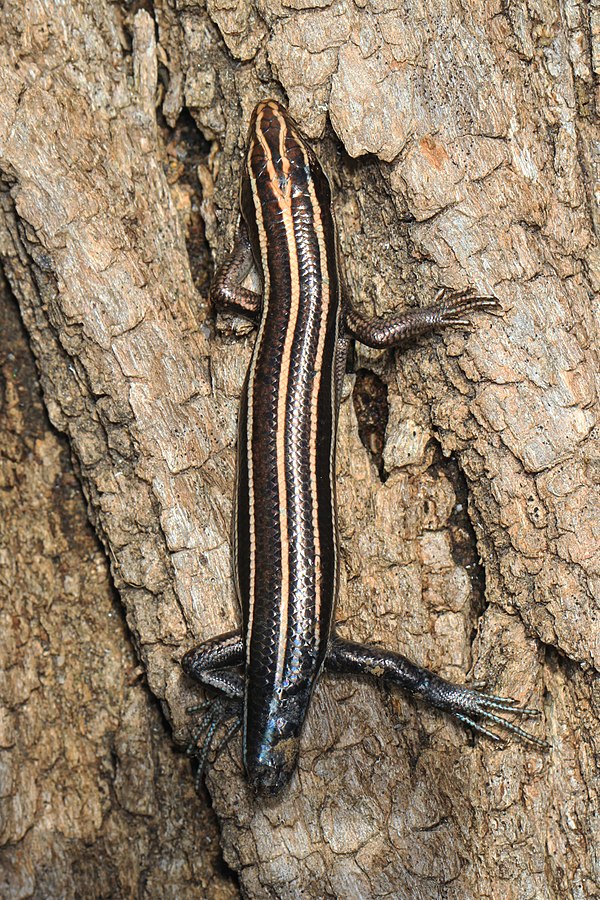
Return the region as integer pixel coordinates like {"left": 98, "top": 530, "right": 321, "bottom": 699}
{"left": 1, "top": 1, "right": 599, "bottom": 898}
{"left": 0, "top": 275, "right": 238, "bottom": 898}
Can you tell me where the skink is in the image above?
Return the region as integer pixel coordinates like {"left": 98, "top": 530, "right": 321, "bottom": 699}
{"left": 183, "top": 99, "right": 547, "bottom": 796}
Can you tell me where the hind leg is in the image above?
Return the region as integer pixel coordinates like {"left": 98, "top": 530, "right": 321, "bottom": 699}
{"left": 326, "top": 634, "right": 547, "bottom": 747}
{"left": 182, "top": 630, "right": 245, "bottom": 788}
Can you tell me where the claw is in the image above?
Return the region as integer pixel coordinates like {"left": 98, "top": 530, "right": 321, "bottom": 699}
{"left": 433, "top": 288, "right": 501, "bottom": 331}
{"left": 186, "top": 697, "right": 242, "bottom": 791}
{"left": 456, "top": 714, "right": 506, "bottom": 744}
{"left": 458, "top": 690, "right": 550, "bottom": 749}
{"left": 186, "top": 699, "right": 213, "bottom": 716}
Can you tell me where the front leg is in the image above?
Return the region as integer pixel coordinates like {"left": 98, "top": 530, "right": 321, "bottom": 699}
{"left": 326, "top": 634, "right": 548, "bottom": 747}
{"left": 210, "top": 220, "right": 262, "bottom": 321}
{"left": 344, "top": 287, "right": 500, "bottom": 349}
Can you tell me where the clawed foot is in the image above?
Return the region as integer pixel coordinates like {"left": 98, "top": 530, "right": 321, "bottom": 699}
{"left": 186, "top": 698, "right": 241, "bottom": 791}
{"left": 431, "top": 679, "right": 549, "bottom": 748}
{"left": 452, "top": 689, "right": 549, "bottom": 748}
{"left": 432, "top": 287, "right": 501, "bottom": 327}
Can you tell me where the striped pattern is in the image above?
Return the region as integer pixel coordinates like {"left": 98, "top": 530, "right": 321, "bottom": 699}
{"left": 234, "top": 100, "right": 342, "bottom": 783}
{"left": 181, "top": 102, "right": 547, "bottom": 795}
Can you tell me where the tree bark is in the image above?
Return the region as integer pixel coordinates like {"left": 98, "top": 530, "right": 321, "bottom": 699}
{"left": 1, "top": 1, "right": 598, "bottom": 898}
{"left": 0, "top": 274, "right": 238, "bottom": 898}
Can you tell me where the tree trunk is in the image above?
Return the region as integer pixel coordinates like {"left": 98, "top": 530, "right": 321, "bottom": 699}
{"left": 1, "top": 2, "right": 598, "bottom": 898}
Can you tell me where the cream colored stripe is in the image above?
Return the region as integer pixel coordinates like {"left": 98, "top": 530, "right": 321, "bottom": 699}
{"left": 300, "top": 161, "right": 333, "bottom": 656}
{"left": 246, "top": 101, "right": 336, "bottom": 694}
{"left": 256, "top": 107, "right": 298, "bottom": 688}
{"left": 244, "top": 106, "right": 272, "bottom": 676}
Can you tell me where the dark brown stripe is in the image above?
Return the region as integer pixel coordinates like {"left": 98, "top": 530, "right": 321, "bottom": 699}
{"left": 237, "top": 100, "right": 342, "bottom": 768}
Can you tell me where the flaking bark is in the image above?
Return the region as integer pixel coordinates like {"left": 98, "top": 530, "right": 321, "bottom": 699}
{"left": 1, "top": 1, "right": 598, "bottom": 898}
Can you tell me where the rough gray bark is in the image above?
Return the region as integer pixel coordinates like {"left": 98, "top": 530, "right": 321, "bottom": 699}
{"left": 1, "top": 1, "right": 599, "bottom": 898}
{"left": 0, "top": 274, "right": 238, "bottom": 898}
